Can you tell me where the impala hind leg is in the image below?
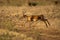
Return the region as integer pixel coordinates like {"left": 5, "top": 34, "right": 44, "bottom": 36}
{"left": 43, "top": 21, "right": 48, "bottom": 28}
{"left": 43, "top": 19, "right": 50, "bottom": 27}
{"left": 45, "top": 19, "right": 50, "bottom": 26}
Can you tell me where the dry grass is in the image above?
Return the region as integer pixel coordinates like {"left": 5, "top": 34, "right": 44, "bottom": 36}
{"left": 0, "top": 0, "right": 60, "bottom": 40}
{"left": 0, "top": 0, "right": 60, "bottom": 6}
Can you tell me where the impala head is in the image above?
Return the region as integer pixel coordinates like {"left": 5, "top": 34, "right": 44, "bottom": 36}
{"left": 22, "top": 10, "right": 27, "bottom": 18}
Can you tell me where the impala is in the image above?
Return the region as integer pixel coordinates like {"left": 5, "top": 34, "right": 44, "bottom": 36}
{"left": 20, "top": 11, "right": 50, "bottom": 27}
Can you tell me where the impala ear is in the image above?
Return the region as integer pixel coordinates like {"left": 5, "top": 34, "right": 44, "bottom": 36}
{"left": 22, "top": 9, "right": 26, "bottom": 16}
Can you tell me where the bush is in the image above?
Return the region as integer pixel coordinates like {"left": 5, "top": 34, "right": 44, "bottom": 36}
{"left": 28, "top": 2, "right": 38, "bottom": 6}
